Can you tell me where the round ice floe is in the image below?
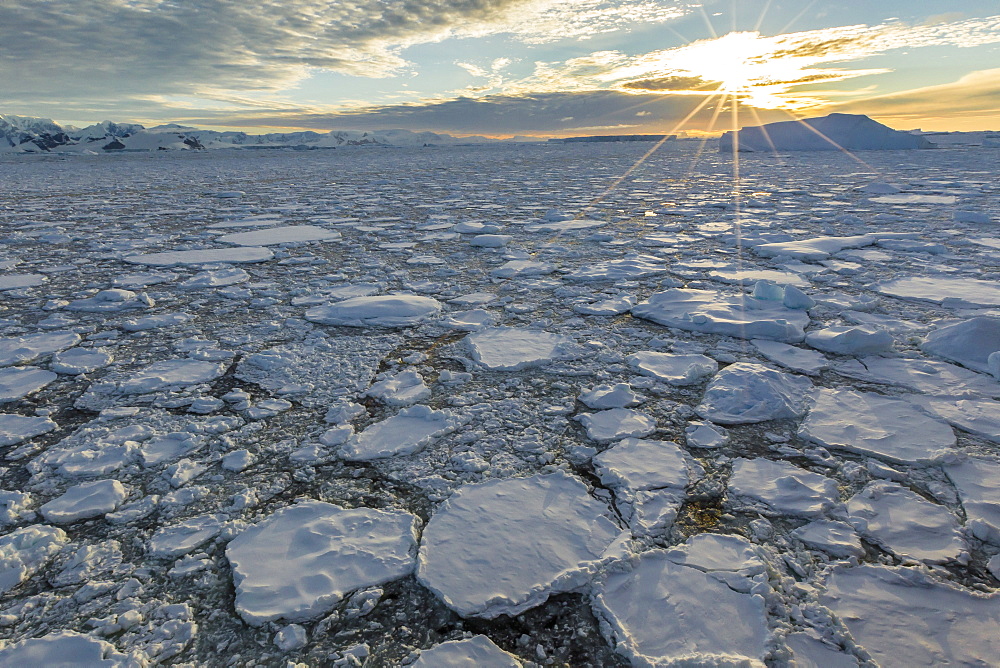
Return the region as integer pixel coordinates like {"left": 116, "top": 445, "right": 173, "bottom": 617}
{"left": 696, "top": 363, "right": 813, "bottom": 424}
{"left": 469, "top": 234, "right": 512, "bottom": 247}
{"left": 846, "top": 481, "right": 965, "bottom": 564}
{"left": 466, "top": 327, "right": 573, "bottom": 371}
{"left": 0, "top": 413, "right": 57, "bottom": 446}
{"left": 921, "top": 316, "right": 1000, "bottom": 374}
{"left": 365, "top": 370, "right": 431, "bottom": 406}
{"left": 820, "top": 565, "right": 1000, "bottom": 667}
{"left": 0, "top": 366, "right": 57, "bottom": 404}
{"left": 227, "top": 501, "right": 418, "bottom": 626}
{"left": 50, "top": 347, "right": 113, "bottom": 375}
{"left": 0, "top": 525, "right": 68, "bottom": 595}
{"left": 0, "top": 631, "right": 130, "bottom": 666}
{"left": 576, "top": 408, "right": 656, "bottom": 442}
{"left": 442, "top": 308, "right": 495, "bottom": 330}
{"left": 728, "top": 458, "right": 840, "bottom": 518}
{"left": 490, "top": 259, "right": 556, "bottom": 278}
{"left": 805, "top": 326, "right": 893, "bottom": 355}
{"left": 118, "top": 359, "right": 227, "bottom": 394}
{"left": 578, "top": 383, "right": 642, "bottom": 409}
{"left": 791, "top": 520, "right": 864, "bottom": 558}
{"left": 305, "top": 294, "right": 442, "bottom": 327}
{"left": 217, "top": 225, "right": 341, "bottom": 246}
{"left": 592, "top": 550, "right": 769, "bottom": 667}
{"left": 626, "top": 351, "right": 718, "bottom": 386}
{"left": 417, "top": 472, "right": 626, "bottom": 618}
{"left": 339, "top": 405, "right": 460, "bottom": 461}
{"left": 412, "top": 636, "right": 523, "bottom": 667}
{"left": 123, "top": 247, "right": 275, "bottom": 266}
{"left": 798, "top": 389, "right": 955, "bottom": 464}
{"left": 0, "top": 330, "right": 80, "bottom": 367}
{"left": 39, "top": 479, "right": 128, "bottom": 524}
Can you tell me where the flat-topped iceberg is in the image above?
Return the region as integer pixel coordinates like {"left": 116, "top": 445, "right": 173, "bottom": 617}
{"left": 720, "top": 113, "right": 933, "bottom": 152}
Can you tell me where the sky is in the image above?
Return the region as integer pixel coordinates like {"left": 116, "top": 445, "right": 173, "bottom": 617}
{"left": 2, "top": 1, "right": 998, "bottom": 137}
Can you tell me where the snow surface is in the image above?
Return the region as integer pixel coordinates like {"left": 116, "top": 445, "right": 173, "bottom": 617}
{"left": 728, "top": 458, "right": 841, "bottom": 518}
{"left": 305, "top": 294, "right": 442, "bottom": 327}
{"left": 412, "top": 635, "right": 523, "bottom": 667}
{"left": 39, "top": 480, "right": 128, "bottom": 524}
{"left": 696, "top": 363, "right": 813, "bottom": 424}
{"left": 466, "top": 327, "right": 574, "bottom": 370}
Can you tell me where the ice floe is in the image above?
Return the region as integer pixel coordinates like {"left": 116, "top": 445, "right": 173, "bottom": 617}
{"left": 877, "top": 277, "right": 1000, "bottom": 307}
{"left": 728, "top": 458, "right": 841, "bottom": 518}
{"left": 417, "top": 472, "right": 626, "bottom": 618}
{"left": 365, "top": 369, "right": 431, "bottom": 406}
{"left": 305, "top": 294, "right": 442, "bottom": 327}
{"left": 123, "top": 247, "right": 274, "bottom": 266}
{"left": 944, "top": 456, "right": 1000, "bottom": 545}
{"left": 752, "top": 339, "right": 828, "bottom": 375}
{"left": 0, "top": 413, "right": 57, "bottom": 446}
{"left": 0, "top": 525, "right": 68, "bottom": 594}
{"left": 0, "top": 366, "right": 57, "bottom": 403}
{"left": 576, "top": 408, "right": 656, "bottom": 442}
{"left": 626, "top": 351, "right": 718, "bottom": 385}
{"left": 466, "top": 327, "right": 574, "bottom": 371}
{"left": 339, "top": 405, "right": 461, "bottom": 461}
{"left": 50, "top": 347, "right": 113, "bottom": 375}
{"left": 0, "top": 330, "right": 80, "bottom": 367}
{"left": 412, "top": 636, "right": 522, "bottom": 667}
{"left": 696, "top": 363, "right": 813, "bottom": 424}
{"left": 578, "top": 383, "right": 643, "bottom": 409}
{"left": 921, "top": 316, "right": 1000, "bottom": 374}
{"left": 0, "top": 631, "right": 130, "bottom": 666}
{"left": 791, "top": 519, "right": 864, "bottom": 558}
{"left": 217, "top": 225, "right": 341, "bottom": 246}
{"left": 39, "top": 479, "right": 128, "bottom": 524}
{"left": 0, "top": 274, "right": 47, "bottom": 290}
{"left": 805, "top": 326, "right": 893, "bottom": 355}
{"left": 117, "top": 359, "right": 227, "bottom": 394}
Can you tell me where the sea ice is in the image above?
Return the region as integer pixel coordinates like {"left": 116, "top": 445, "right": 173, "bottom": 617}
{"left": 39, "top": 479, "right": 128, "bottom": 524}
{"left": 0, "top": 631, "right": 130, "bottom": 666}
{"left": 753, "top": 233, "right": 915, "bottom": 261}
{"left": 798, "top": 389, "right": 955, "bottom": 464}
{"left": 0, "top": 525, "right": 68, "bottom": 594}
{"left": 340, "top": 405, "right": 460, "bottom": 461}
{"left": 490, "top": 259, "right": 556, "bottom": 278}
{"left": 0, "top": 413, "right": 57, "bottom": 446}
{"left": 834, "top": 355, "right": 1000, "bottom": 398}
{"left": 565, "top": 255, "right": 667, "bottom": 282}
{"left": 663, "top": 533, "right": 765, "bottom": 574}
{"left": 684, "top": 421, "right": 729, "bottom": 448}
{"left": 0, "top": 274, "right": 46, "bottom": 290}
{"left": 305, "top": 294, "right": 442, "bottom": 327}
{"left": 696, "top": 363, "right": 813, "bottom": 424}
{"left": 123, "top": 247, "right": 274, "bottom": 266}
{"left": 50, "top": 347, "right": 113, "bottom": 375}
{"left": 0, "top": 366, "right": 57, "bottom": 403}
{"left": 466, "top": 327, "right": 573, "bottom": 371}
{"left": 909, "top": 396, "right": 1000, "bottom": 443}
{"left": 751, "top": 339, "right": 828, "bottom": 375}
{"left": 943, "top": 456, "right": 1000, "bottom": 545}
{"left": 417, "top": 472, "right": 626, "bottom": 618}
{"left": 785, "top": 632, "right": 858, "bottom": 668}
{"left": 804, "top": 326, "right": 893, "bottom": 355}
{"left": 365, "top": 370, "right": 431, "bottom": 406}
{"left": 576, "top": 408, "right": 656, "bottom": 442}
{"left": 626, "top": 351, "right": 718, "bottom": 385}
{"left": 727, "top": 458, "right": 841, "bottom": 518}
{"left": 578, "top": 383, "right": 642, "bottom": 409}
{"left": 820, "top": 565, "right": 1000, "bottom": 666}
{"left": 179, "top": 267, "right": 249, "bottom": 289}
{"left": 592, "top": 550, "right": 768, "bottom": 667}
{"left": 217, "top": 225, "right": 341, "bottom": 246}
{"left": 148, "top": 514, "right": 226, "bottom": 558}
{"left": 118, "top": 359, "right": 227, "bottom": 394}
{"left": 877, "top": 277, "right": 1000, "bottom": 307}
{"left": 632, "top": 288, "right": 810, "bottom": 342}
{"left": 0, "top": 330, "right": 80, "bottom": 367}
{"left": 64, "top": 289, "right": 151, "bottom": 312}
{"left": 411, "top": 636, "right": 523, "bottom": 667}
{"left": 921, "top": 316, "right": 1000, "bottom": 373}
{"left": 846, "top": 481, "right": 965, "bottom": 564}
{"left": 227, "top": 501, "right": 419, "bottom": 626}
{"left": 791, "top": 520, "right": 864, "bottom": 558}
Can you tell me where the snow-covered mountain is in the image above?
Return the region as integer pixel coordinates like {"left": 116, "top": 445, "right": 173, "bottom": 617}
{"left": 0, "top": 114, "right": 498, "bottom": 153}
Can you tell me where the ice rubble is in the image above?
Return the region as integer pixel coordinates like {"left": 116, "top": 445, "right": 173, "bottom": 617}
{"left": 417, "top": 472, "right": 627, "bottom": 618}
{"left": 0, "top": 525, "right": 68, "bottom": 594}
{"left": 466, "top": 327, "right": 574, "bottom": 370}
{"left": 227, "top": 501, "right": 419, "bottom": 626}
{"left": 411, "top": 636, "right": 523, "bottom": 667}
{"left": 728, "top": 458, "right": 841, "bottom": 518}
{"left": 798, "top": 389, "right": 955, "bottom": 464}
{"left": 820, "top": 565, "right": 1000, "bottom": 666}
{"left": 305, "top": 294, "right": 442, "bottom": 327}
{"left": 719, "top": 113, "right": 933, "bottom": 152}
{"left": 696, "top": 363, "right": 813, "bottom": 424}
{"left": 631, "top": 287, "right": 810, "bottom": 342}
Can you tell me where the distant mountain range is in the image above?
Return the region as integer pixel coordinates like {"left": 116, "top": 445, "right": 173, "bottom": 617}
{"left": 0, "top": 114, "right": 510, "bottom": 153}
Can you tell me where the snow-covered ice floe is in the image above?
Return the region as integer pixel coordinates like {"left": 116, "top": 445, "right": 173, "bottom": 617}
{"left": 305, "top": 294, "right": 442, "bottom": 327}
{"left": 466, "top": 327, "right": 575, "bottom": 370}
{"left": 411, "top": 636, "right": 523, "bottom": 667}
{"left": 339, "top": 405, "right": 462, "bottom": 460}
{"left": 123, "top": 247, "right": 275, "bottom": 266}
{"left": 727, "top": 457, "right": 841, "bottom": 518}
{"left": 696, "top": 363, "right": 813, "bottom": 424}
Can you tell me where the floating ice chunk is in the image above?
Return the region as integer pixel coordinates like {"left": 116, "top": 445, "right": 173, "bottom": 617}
{"left": 442, "top": 308, "right": 495, "bottom": 330}
{"left": 118, "top": 359, "right": 227, "bottom": 394}
{"left": 664, "top": 533, "right": 765, "bottom": 575}
{"left": 50, "top": 347, "right": 113, "bottom": 375}
{"left": 412, "top": 635, "right": 522, "bottom": 667}
{"left": 877, "top": 277, "right": 1000, "bottom": 307}
{"left": 820, "top": 565, "right": 1000, "bottom": 666}
{"left": 954, "top": 210, "right": 992, "bottom": 224}
{"left": 164, "top": 458, "right": 206, "bottom": 487}
{"left": 0, "top": 491, "right": 34, "bottom": 526}
{"left": 0, "top": 366, "right": 57, "bottom": 403}
{"left": 0, "top": 413, "right": 56, "bottom": 446}
{"left": 576, "top": 408, "right": 656, "bottom": 442}
{"left": 626, "top": 351, "right": 718, "bottom": 385}
{"left": 847, "top": 481, "right": 965, "bottom": 564}
{"left": 469, "top": 234, "right": 512, "bottom": 247}
{"left": 632, "top": 288, "right": 809, "bottom": 342}
{"left": 0, "top": 631, "right": 130, "bottom": 666}
{"left": 524, "top": 218, "right": 606, "bottom": 233}
{"left": 805, "top": 326, "right": 893, "bottom": 355}
{"left": 578, "top": 383, "right": 642, "bottom": 409}
{"left": 720, "top": 114, "right": 932, "bottom": 152}
{"left": 786, "top": 632, "right": 858, "bottom": 668}
{"left": 696, "top": 363, "right": 813, "bottom": 424}
{"left": 490, "top": 259, "right": 556, "bottom": 278}
{"left": 365, "top": 370, "right": 431, "bottom": 406}
{"left": 791, "top": 520, "right": 864, "bottom": 558}
{"left": 799, "top": 389, "right": 955, "bottom": 464}
{"left": 305, "top": 294, "right": 442, "bottom": 327}
{"left": 122, "top": 312, "right": 192, "bottom": 332}
{"left": 0, "top": 330, "right": 80, "bottom": 367}
{"left": 0, "top": 525, "right": 68, "bottom": 594}
{"left": 592, "top": 551, "right": 768, "bottom": 667}
{"left": 140, "top": 432, "right": 205, "bottom": 467}
{"left": 39, "top": 479, "right": 128, "bottom": 524}
{"left": 0, "top": 274, "right": 46, "bottom": 290}
{"left": 685, "top": 421, "right": 728, "bottom": 448}
{"left": 453, "top": 221, "right": 501, "bottom": 234}
{"left": 417, "top": 472, "right": 625, "bottom": 618}
{"left": 566, "top": 255, "right": 667, "bottom": 282}
{"left": 944, "top": 456, "right": 1000, "bottom": 545}
{"left": 112, "top": 271, "right": 177, "bottom": 289}
{"left": 834, "top": 356, "right": 1000, "bottom": 398}
{"left": 148, "top": 514, "right": 226, "bottom": 558}
{"left": 753, "top": 233, "right": 916, "bottom": 261}
{"left": 752, "top": 339, "right": 828, "bottom": 375}
{"left": 859, "top": 182, "right": 902, "bottom": 194}
{"left": 340, "top": 405, "right": 460, "bottom": 461}
{"left": 709, "top": 267, "right": 809, "bottom": 288}
{"left": 227, "top": 501, "right": 419, "bottom": 626}
{"left": 217, "top": 225, "right": 341, "bottom": 246}
{"left": 179, "top": 267, "right": 249, "bottom": 289}
{"left": 573, "top": 293, "right": 635, "bottom": 315}
{"left": 467, "top": 327, "right": 574, "bottom": 371}
{"left": 124, "top": 247, "right": 274, "bottom": 266}
{"left": 64, "top": 289, "right": 151, "bottom": 312}
{"left": 222, "top": 449, "right": 254, "bottom": 471}
{"left": 909, "top": 396, "right": 1000, "bottom": 443}
{"left": 274, "top": 624, "right": 307, "bottom": 651}
{"left": 246, "top": 398, "right": 292, "bottom": 420}
{"left": 728, "top": 458, "right": 840, "bottom": 518}
{"left": 921, "top": 317, "right": 1000, "bottom": 373}
{"left": 593, "top": 439, "right": 700, "bottom": 533}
